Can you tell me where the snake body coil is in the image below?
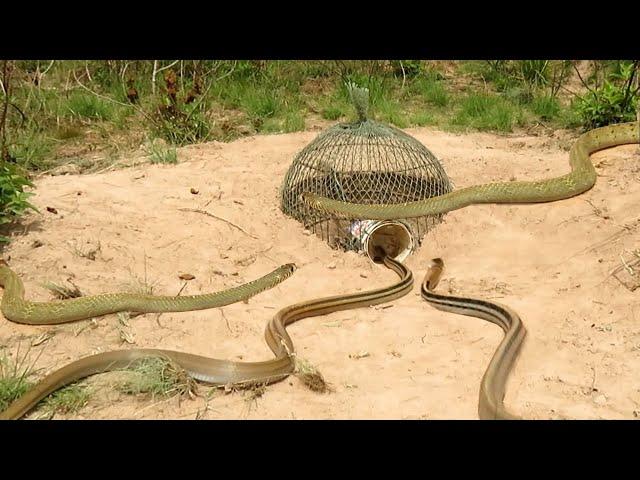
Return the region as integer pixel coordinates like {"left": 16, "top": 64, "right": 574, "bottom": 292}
{"left": 302, "top": 122, "right": 639, "bottom": 219}
{"left": 1, "top": 254, "right": 412, "bottom": 419}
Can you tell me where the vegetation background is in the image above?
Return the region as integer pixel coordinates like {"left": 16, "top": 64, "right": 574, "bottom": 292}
{"left": 0, "top": 59, "right": 638, "bottom": 240}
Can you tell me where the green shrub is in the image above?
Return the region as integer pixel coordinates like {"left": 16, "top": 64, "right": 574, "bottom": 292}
{"left": 0, "top": 162, "right": 37, "bottom": 241}
{"left": 390, "top": 60, "right": 423, "bottom": 78}
{"left": 575, "top": 62, "right": 639, "bottom": 129}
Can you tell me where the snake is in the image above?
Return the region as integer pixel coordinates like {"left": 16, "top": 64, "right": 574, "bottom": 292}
{"left": 0, "top": 261, "right": 296, "bottom": 325}
{"left": 301, "top": 121, "right": 640, "bottom": 219}
{"left": 422, "top": 258, "right": 525, "bottom": 420}
{"left": 0, "top": 251, "right": 413, "bottom": 419}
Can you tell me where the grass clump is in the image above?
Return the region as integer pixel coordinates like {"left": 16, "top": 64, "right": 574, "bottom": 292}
{"left": 414, "top": 76, "right": 450, "bottom": 107}
{"left": 409, "top": 111, "right": 435, "bottom": 126}
{"left": 0, "top": 349, "right": 37, "bottom": 411}
{"left": 40, "top": 383, "right": 90, "bottom": 416}
{"left": 321, "top": 105, "right": 345, "bottom": 121}
{"left": 64, "top": 91, "right": 114, "bottom": 121}
{"left": 116, "top": 356, "right": 197, "bottom": 399}
{"left": 530, "top": 95, "right": 561, "bottom": 120}
{"left": 451, "top": 93, "right": 523, "bottom": 132}
{"left": 146, "top": 139, "right": 178, "bottom": 164}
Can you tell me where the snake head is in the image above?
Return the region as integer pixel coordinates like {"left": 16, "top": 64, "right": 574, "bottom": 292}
{"left": 279, "top": 263, "right": 297, "bottom": 280}
{"left": 423, "top": 258, "right": 445, "bottom": 291}
{"left": 300, "top": 192, "right": 321, "bottom": 210}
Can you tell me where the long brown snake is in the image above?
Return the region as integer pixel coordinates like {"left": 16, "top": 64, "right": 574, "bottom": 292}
{"left": 0, "top": 252, "right": 412, "bottom": 419}
{"left": 422, "top": 258, "right": 525, "bottom": 420}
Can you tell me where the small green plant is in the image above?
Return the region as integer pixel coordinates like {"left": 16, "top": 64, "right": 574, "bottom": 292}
{"left": 416, "top": 77, "right": 450, "bottom": 107}
{"left": 0, "top": 162, "right": 37, "bottom": 242}
{"left": 117, "top": 356, "right": 197, "bottom": 399}
{"left": 409, "top": 111, "right": 435, "bottom": 126}
{"left": 151, "top": 68, "right": 211, "bottom": 145}
{"left": 9, "top": 129, "right": 55, "bottom": 171}
{"left": 242, "top": 87, "right": 282, "bottom": 121}
{"left": 282, "top": 110, "right": 305, "bottom": 132}
{"left": 0, "top": 348, "right": 36, "bottom": 411}
{"left": 483, "top": 60, "right": 550, "bottom": 92}
{"left": 147, "top": 139, "right": 178, "bottom": 164}
{"left": 40, "top": 383, "right": 90, "bottom": 416}
{"left": 321, "top": 105, "right": 345, "bottom": 121}
{"left": 575, "top": 61, "right": 639, "bottom": 129}
{"left": 64, "top": 91, "right": 114, "bottom": 121}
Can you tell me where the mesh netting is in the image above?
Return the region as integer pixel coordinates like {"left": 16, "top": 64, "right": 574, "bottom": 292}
{"left": 280, "top": 85, "right": 453, "bottom": 253}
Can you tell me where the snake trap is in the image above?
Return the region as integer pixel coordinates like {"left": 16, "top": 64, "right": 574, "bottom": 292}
{"left": 280, "top": 84, "right": 453, "bottom": 262}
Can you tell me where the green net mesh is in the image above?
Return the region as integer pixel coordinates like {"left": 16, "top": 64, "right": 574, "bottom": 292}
{"left": 280, "top": 84, "right": 453, "bottom": 253}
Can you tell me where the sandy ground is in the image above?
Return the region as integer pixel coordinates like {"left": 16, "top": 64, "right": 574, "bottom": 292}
{"left": 1, "top": 125, "right": 639, "bottom": 420}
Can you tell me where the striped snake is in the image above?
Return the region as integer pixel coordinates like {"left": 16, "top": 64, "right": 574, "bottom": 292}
{"left": 422, "top": 258, "right": 524, "bottom": 420}
{"left": 1, "top": 252, "right": 412, "bottom": 419}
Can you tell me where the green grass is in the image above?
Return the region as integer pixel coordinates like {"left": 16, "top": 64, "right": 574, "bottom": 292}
{"left": 451, "top": 93, "right": 524, "bottom": 132}
{"left": 530, "top": 95, "right": 561, "bottom": 120}
{"left": 54, "top": 125, "right": 84, "bottom": 140}
{"left": 321, "top": 105, "right": 345, "bottom": 121}
{"left": 9, "top": 129, "right": 56, "bottom": 170}
{"left": 409, "top": 111, "right": 436, "bottom": 126}
{"left": 64, "top": 91, "right": 115, "bottom": 121}
{"left": 116, "top": 356, "right": 197, "bottom": 399}
{"left": 241, "top": 87, "right": 282, "bottom": 120}
{"left": 5, "top": 59, "right": 626, "bottom": 183}
{"left": 282, "top": 110, "right": 305, "bottom": 132}
{"left": 41, "top": 383, "right": 90, "bottom": 416}
{"left": 147, "top": 140, "right": 178, "bottom": 164}
{"left": 415, "top": 77, "right": 450, "bottom": 107}
{"left": 0, "top": 350, "right": 36, "bottom": 412}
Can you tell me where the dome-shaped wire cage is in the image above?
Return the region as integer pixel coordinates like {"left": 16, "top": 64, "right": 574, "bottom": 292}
{"left": 280, "top": 84, "right": 453, "bottom": 254}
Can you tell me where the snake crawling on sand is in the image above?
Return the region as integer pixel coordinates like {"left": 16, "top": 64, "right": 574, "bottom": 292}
{"left": 1, "top": 252, "right": 412, "bottom": 419}
{"left": 422, "top": 258, "right": 525, "bottom": 420}
{"left": 302, "top": 121, "right": 640, "bottom": 219}
{"left": 0, "top": 261, "right": 296, "bottom": 325}
{"left": 302, "top": 119, "right": 639, "bottom": 419}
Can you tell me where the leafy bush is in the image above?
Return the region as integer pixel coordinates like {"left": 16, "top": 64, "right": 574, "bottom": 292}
{"left": 390, "top": 60, "right": 423, "bottom": 78}
{"left": 575, "top": 61, "right": 639, "bottom": 129}
{"left": 0, "top": 162, "right": 37, "bottom": 241}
